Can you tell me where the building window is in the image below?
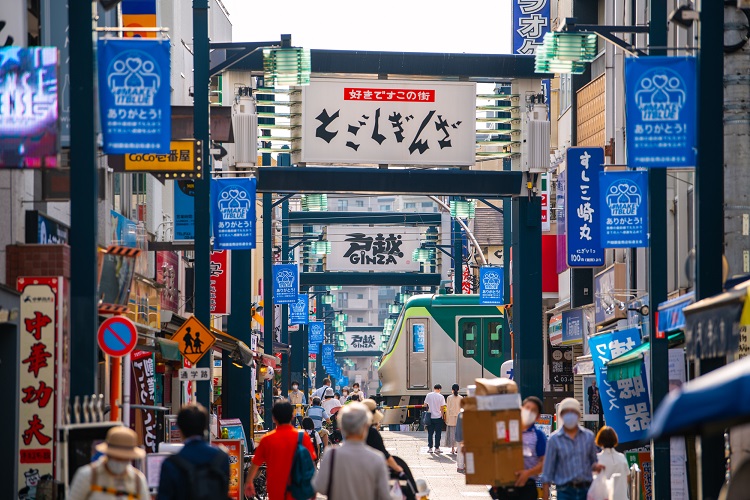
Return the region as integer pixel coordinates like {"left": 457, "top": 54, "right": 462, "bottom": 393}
{"left": 380, "top": 204, "right": 391, "bottom": 211}
{"left": 356, "top": 317, "right": 364, "bottom": 323}
{"left": 404, "top": 202, "right": 417, "bottom": 209}
{"left": 337, "top": 199, "right": 349, "bottom": 210}
{"left": 356, "top": 294, "right": 364, "bottom": 299}
{"left": 560, "top": 73, "right": 572, "bottom": 115}
{"left": 355, "top": 200, "right": 364, "bottom": 207}
{"left": 421, "top": 202, "right": 433, "bottom": 208}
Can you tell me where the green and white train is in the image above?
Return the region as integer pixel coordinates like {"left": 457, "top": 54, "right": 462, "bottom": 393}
{"left": 377, "top": 293, "right": 509, "bottom": 424}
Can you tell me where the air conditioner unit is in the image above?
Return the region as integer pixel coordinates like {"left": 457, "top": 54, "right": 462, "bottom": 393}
{"left": 232, "top": 93, "right": 258, "bottom": 168}
{"left": 521, "top": 103, "right": 550, "bottom": 173}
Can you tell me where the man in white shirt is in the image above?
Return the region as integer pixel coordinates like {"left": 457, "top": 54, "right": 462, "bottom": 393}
{"left": 321, "top": 387, "right": 342, "bottom": 415}
{"left": 312, "top": 378, "right": 332, "bottom": 401}
{"left": 423, "top": 384, "right": 446, "bottom": 453}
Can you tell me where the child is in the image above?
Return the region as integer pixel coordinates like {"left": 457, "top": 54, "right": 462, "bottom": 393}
{"left": 301, "top": 417, "right": 324, "bottom": 463}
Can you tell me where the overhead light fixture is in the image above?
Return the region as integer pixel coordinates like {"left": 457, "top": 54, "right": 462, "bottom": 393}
{"left": 449, "top": 200, "right": 476, "bottom": 219}
{"left": 263, "top": 47, "right": 312, "bottom": 86}
{"left": 308, "top": 240, "right": 332, "bottom": 255}
{"left": 412, "top": 248, "right": 435, "bottom": 263}
{"left": 535, "top": 31, "right": 598, "bottom": 74}
{"left": 320, "top": 293, "right": 335, "bottom": 305}
{"left": 388, "top": 304, "right": 401, "bottom": 314}
{"left": 301, "top": 194, "right": 328, "bottom": 212}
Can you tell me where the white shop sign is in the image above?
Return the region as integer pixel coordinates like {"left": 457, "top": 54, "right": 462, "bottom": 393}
{"left": 326, "top": 226, "right": 421, "bottom": 272}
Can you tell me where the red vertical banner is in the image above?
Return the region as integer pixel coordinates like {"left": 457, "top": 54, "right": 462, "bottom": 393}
{"left": 16, "top": 277, "right": 62, "bottom": 492}
{"left": 462, "top": 265, "right": 472, "bottom": 294}
{"left": 210, "top": 250, "right": 231, "bottom": 315}
{"left": 132, "top": 350, "right": 157, "bottom": 453}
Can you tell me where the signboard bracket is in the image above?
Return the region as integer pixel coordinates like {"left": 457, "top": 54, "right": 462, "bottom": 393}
{"left": 559, "top": 18, "right": 649, "bottom": 56}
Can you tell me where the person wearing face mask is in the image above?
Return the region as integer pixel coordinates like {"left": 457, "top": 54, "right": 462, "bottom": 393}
{"left": 288, "top": 380, "right": 306, "bottom": 427}
{"left": 541, "top": 398, "right": 604, "bottom": 500}
{"left": 68, "top": 426, "right": 150, "bottom": 500}
{"left": 445, "top": 384, "right": 463, "bottom": 454}
{"left": 490, "top": 396, "right": 547, "bottom": 500}
{"left": 339, "top": 387, "right": 350, "bottom": 404}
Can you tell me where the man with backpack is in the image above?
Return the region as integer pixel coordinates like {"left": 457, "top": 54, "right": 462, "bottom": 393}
{"left": 245, "top": 400, "right": 317, "bottom": 500}
{"left": 157, "top": 403, "right": 230, "bottom": 500}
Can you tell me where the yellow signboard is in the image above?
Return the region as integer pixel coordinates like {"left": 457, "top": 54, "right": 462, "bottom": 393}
{"left": 122, "top": 140, "right": 202, "bottom": 179}
{"left": 171, "top": 316, "right": 216, "bottom": 365}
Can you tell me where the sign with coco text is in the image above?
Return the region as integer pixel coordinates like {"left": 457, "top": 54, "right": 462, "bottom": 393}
{"left": 566, "top": 147, "right": 604, "bottom": 267}
{"left": 298, "top": 78, "right": 476, "bottom": 166}
{"left": 326, "top": 226, "right": 421, "bottom": 272}
{"left": 599, "top": 171, "right": 648, "bottom": 248}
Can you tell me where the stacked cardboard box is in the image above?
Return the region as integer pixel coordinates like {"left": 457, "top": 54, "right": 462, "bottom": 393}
{"left": 462, "top": 378, "right": 525, "bottom": 486}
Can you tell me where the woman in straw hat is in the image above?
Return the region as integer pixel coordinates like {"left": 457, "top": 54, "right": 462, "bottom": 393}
{"left": 68, "top": 426, "right": 149, "bottom": 500}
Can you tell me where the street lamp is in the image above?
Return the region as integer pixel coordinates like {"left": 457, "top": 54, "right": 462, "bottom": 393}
{"left": 308, "top": 240, "right": 332, "bottom": 255}
{"left": 263, "top": 46, "right": 312, "bottom": 86}
{"left": 412, "top": 248, "right": 435, "bottom": 263}
{"left": 449, "top": 199, "right": 476, "bottom": 219}
{"left": 301, "top": 194, "right": 328, "bottom": 211}
{"left": 534, "top": 31, "right": 598, "bottom": 74}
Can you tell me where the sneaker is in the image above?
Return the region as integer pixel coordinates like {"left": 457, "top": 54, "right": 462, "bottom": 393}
{"left": 435, "top": 448, "right": 443, "bottom": 454}
{"left": 427, "top": 448, "right": 433, "bottom": 453}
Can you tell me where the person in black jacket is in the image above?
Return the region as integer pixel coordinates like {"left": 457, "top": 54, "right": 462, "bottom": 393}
{"left": 362, "top": 399, "right": 404, "bottom": 475}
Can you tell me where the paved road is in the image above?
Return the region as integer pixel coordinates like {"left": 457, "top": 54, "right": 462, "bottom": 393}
{"left": 379, "top": 430, "right": 492, "bottom": 499}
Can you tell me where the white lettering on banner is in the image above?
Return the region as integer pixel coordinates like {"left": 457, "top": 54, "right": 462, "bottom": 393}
{"left": 344, "top": 331, "right": 379, "bottom": 352}
{"left": 327, "top": 226, "right": 422, "bottom": 272}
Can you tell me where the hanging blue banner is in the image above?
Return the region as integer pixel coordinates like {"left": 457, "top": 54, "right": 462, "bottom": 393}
{"left": 309, "top": 342, "right": 319, "bottom": 355}
{"left": 290, "top": 295, "right": 309, "bottom": 325}
{"left": 512, "top": 0, "right": 550, "bottom": 55}
{"left": 321, "top": 344, "right": 335, "bottom": 368}
{"left": 97, "top": 38, "right": 171, "bottom": 154}
{"left": 174, "top": 179, "right": 194, "bottom": 240}
{"left": 599, "top": 171, "right": 648, "bottom": 248}
{"left": 566, "top": 147, "right": 604, "bottom": 267}
{"left": 272, "top": 264, "right": 298, "bottom": 304}
{"left": 589, "top": 328, "right": 651, "bottom": 443}
{"left": 309, "top": 321, "right": 325, "bottom": 344}
{"left": 625, "top": 56, "right": 697, "bottom": 168}
{"left": 479, "top": 267, "right": 504, "bottom": 305}
{"left": 211, "top": 177, "right": 257, "bottom": 250}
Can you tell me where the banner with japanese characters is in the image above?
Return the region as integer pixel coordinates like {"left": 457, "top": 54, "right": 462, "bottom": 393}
{"left": 132, "top": 350, "right": 157, "bottom": 453}
{"left": 0, "top": 47, "right": 59, "bottom": 168}
{"left": 289, "top": 295, "right": 309, "bottom": 325}
{"left": 210, "top": 250, "right": 230, "bottom": 315}
{"left": 211, "top": 177, "right": 257, "bottom": 250}
{"left": 599, "top": 171, "right": 648, "bottom": 248}
{"left": 625, "top": 56, "right": 696, "bottom": 168}
{"left": 298, "top": 78, "right": 476, "bottom": 166}
{"left": 326, "top": 226, "right": 421, "bottom": 272}
{"left": 309, "top": 321, "right": 325, "bottom": 345}
{"left": 321, "top": 344, "right": 335, "bottom": 369}
{"left": 174, "top": 179, "right": 195, "bottom": 241}
{"left": 97, "top": 38, "right": 170, "bottom": 154}
{"left": 479, "top": 267, "right": 504, "bottom": 305}
{"left": 343, "top": 330, "right": 378, "bottom": 352}
{"left": 272, "top": 264, "right": 298, "bottom": 305}
{"left": 16, "top": 277, "right": 63, "bottom": 493}
{"left": 566, "top": 147, "right": 604, "bottom": 267}
{"left": 590, "top": 328, "right": 651, "bottom": 444}
{"left": 512, "top": 0, "right": 550, "bottom": 55}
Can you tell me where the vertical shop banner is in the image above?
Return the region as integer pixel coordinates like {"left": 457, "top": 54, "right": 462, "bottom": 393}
{"left": 174, "top": 179, "right": 195, "bottom": 240}
{"left": 16, "top": 277, "right": 62, "bottom": 493}
{"left": 156, "top": 251, "right": 179, "bottom": 311}
{"left": 0, "top": 47, "right": 59, "bottom": 168}
{"left": 556, "top": 170, "right": 568, "bottom": 273}
{"left": 626, "top": 451, "right": 653, "bottom": 500}
{"left": 272, "top": 264, "right": 298, "bottom": 304}
{"left": 589, "top": 328, "right": 651, "bottom": 443}
{"left": 97, "top": 38, "right": 171, "bottom": 154}
{"left": 132, "top": 350, "right": 157, "bottom": 453}
{"left": 479, "top": 267, "right": 504, "bottom": 305}
{"left": 512, "top": 0, "right": 550, "bottom": 55}
{"left": 321, "top": 344, "right": 335, "bottom": 369}
{"left": 561, "top": 309, "right": 585, "bottom": 345}
{"left": 625, "top": 56, "right": 697, "bottom": 168}
{"left": 548, "top": 345, "right": 573, "bottom": 384}
{"left": 541, "top": 173, "right": 551, "bottom": 232}
{"left": 309, "top": 321, "right": 325, "bottom": 344}
{"left": 600, "top": 171, "right": 649, "bottom": 248}
{"left": 289, "top": 295, "right": 309, "bottom": 325}
{"left": 210, "top": 250, "right": 231, "bottom": 315}
{"left": 211, "top": 177, "right": 257, "bottom": 250}
{"left": 566, "top": 147, "right": 604, "bottom": 267}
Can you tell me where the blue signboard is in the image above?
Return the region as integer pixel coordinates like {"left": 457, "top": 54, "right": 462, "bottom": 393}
{"left": 211, "top": 177, "right": 257, "bottom": 250}
{"left": 566, "top": 147, "right": 604, "bottom": 267}
{"left": 174, "top": 179, "right": 194, "bottom": 240}
{"left": 290, "top": 295, "right": 309, "bottom": 325}
{"left": 309, "top": 342, "right": 319, "bottom": 355}
{"left": 309, "top": 321, "right": 325, "bottom": 344}
{"left": 479, "top": 267, "right": 505, "bottom": 305}
{"left": 561, "top": 309, "right": 585, "bottom": 346}
{"left": 625, "top": 56, "right": 697, "bottom": 167}
{"left": 599, "top": 171, "right": 648, "bottom": 248}
{"left": 589, "top": 328, "right": 651, "bottom": 443}
{"left": 97, "top": 38, "right": 171, "bottom": 154}
{"left": 412, "top": 324, "right": 426, "bottom": 353}
{"left": 110, "top": 210, "right": 137, "bottom": 247}
{"left": 321, "top": 344, "right": 335, "bottom": 367}
{"left": 341, "top": 376, "right": 349, "bottom": 388}
{"left": 512, "top": 0, "right": 550, "bottom": 55}
{"left": 272, "top": 264, "right": 298, "bottom": 304}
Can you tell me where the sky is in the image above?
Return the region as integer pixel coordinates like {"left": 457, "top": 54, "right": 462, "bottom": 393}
{"left": 219, "top": 0, "right": 513, "bottom": 54}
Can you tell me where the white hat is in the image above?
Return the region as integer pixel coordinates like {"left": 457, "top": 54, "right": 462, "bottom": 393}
{"left": 558, "top": 397, "right": 581, "bottom": 416}
{"left": 324, "top": 387, "right": 335, "bottom": 398}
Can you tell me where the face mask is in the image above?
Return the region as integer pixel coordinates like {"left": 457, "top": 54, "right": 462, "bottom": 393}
{"left": 521, "top": 408, "right": 537, "bottom": 427}
{"left": 562, "top": 412, "right": 579, "bottom": 429}
{"left": 292, "top": 385, "right": 298, "bottom": 391}
{"left": 106, "top": 458, "right": 129, "bottom": 475}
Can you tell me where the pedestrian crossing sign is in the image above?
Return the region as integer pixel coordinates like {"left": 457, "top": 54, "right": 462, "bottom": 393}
{"left": 171, "top": 316, "right": 216, "bottom": 365}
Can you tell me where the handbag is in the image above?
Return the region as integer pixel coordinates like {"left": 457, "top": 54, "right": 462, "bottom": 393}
{"left": 587, "top": 473, "right": 609, "bottom": 500}
{"left": 421, "top": 410, "right": 431, "bottom": 427}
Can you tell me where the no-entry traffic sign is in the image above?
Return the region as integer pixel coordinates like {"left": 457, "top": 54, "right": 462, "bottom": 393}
{"left": 98, "top": 316, "right": 138, "bottom": 357}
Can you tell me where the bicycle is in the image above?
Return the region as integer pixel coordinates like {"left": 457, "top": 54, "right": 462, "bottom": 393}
{"left": 244, "top": 454, "right": 268, "bottom": 500}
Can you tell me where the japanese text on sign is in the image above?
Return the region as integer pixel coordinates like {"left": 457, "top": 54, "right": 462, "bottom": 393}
{"left": 600, "top": 171, "right": 649, "bottom": 248}
{"left": 344, "top": 88, "right": 435, "bottom": 102}
{"left": 272, "top": 264, "right": 298, "bottom": 305}
{"left": 289, "top": 295, "right": 309, "bottom": 325}
{"left": 512, "top": 0, "right": 550, "bottom": 55}
{"left": 327, "top": 226, "right": 421, "bottom": 272}
{"left": 479, "top": 267, "right": 505, "bottom": 305}
{"left": 309, "top": 322, "right": 325, "bottom": 344}
{"left": 132, "top": 350, "right": 157, "bottom": 453}
{"left": 211, "top": 177, "right": 257, "bottom": 250}
{"left": 566, "top": 147, "right": 604, "bottom": 267}
{"left": 210, "top": 250, "right": 230, "bottom": 315}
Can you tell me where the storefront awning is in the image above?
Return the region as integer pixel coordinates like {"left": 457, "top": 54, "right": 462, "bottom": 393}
{"left": 156, "top": 338, "right": 182, "bottom": 361}
{"left": 658, "top": 292, "right": 695, "bottom": 335}
{"left": 211, "top": 327, "right": 254, "bottom": 367}
{"left": 606, "top": 332, "right": 684, "bottom": 382}
{"left": 684, "top": 286, "right": 748, "bottom": 359}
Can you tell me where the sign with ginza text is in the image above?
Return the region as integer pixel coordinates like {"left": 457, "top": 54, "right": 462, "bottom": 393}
{"left": 297, "top": 78, "right": 476, "bottom": 166}
{"left": 326, "top": 226, "right": 421, "bottom": 272}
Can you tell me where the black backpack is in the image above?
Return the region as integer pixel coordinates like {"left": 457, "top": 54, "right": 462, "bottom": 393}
{"left": 167, "top": 451, "right": 228, "bottom": 500}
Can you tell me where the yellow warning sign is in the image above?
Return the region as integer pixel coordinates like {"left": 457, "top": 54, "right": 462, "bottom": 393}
{"left": 171, "top": 316, "right": 216, "bottom": 365}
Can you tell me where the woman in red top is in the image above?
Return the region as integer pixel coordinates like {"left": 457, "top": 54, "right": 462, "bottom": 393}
{"left": 245, "top": 401, "right": 317, "bottom": 500}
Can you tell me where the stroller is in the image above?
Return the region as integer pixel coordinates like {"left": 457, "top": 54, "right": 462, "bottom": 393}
{"left": 389, "top": 456, "right": 419, "bottom": 500}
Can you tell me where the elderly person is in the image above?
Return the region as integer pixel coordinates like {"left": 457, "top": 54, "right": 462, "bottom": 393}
{"left": 313, "top": 403, "right": 391, "bottom": 500}
{"left": 362, "top": 398, "right": 405, "bottom": 475}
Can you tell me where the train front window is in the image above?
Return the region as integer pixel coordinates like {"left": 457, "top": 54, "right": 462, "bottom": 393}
{"left": 462, "top": 321, "right": 478, "bottom": 358}
{"left": 381, "top": 308, "right": 406, "bottom": 357}
{"left": 488, "top": 321, "right": 502, "bottom": 358}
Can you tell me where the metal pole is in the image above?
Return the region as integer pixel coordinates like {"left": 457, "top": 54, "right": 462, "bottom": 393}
{"left": 647, "top": 1, "right": 670, "bottom": 497}
{"left": 281, "top": 200, "right": 290, "bottom": 396}
{"left": 262, "top": 192, "right": 274, "bottom": 429}
{"left": 226, "top": 249, "right": 252, "bottom": 441}
{"left": 695, "top": 1, "right": 726, "bottom": 497}
{"left": 502, "top": 160, "right": 513, "bottom": 362}
{"left": 69, "top": 0, "right": 98, "bottom": 399}
{"left": 192, "top": 0, "right": 212, "bottom": 413}
{"left": 511, "top": 196, "right": 543, "bottom": 400}
{"left": 452, "top": 205, "right": 463, "bottom": 294}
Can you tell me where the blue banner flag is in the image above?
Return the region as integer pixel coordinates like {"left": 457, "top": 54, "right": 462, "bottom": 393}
{"left": 174, "top": 179, "right": 194, "bottom": 240}
{"left": 97, "top": 38, "right": 170, "bottom": 154}
{"left": 309, "top": 321, "right": 325, "bottom": 344}
{"left": 566, "top": 147, "right": 604, "bottom": 267}
{"left": 321, "top": 344, "right": 335, "bottom": 367}
{"left": 309, "top": 342, "right": 319, "bottom": 355}
{"left": 599, "top": 171, "right": 648, "bottom": 248}
{"left": 512, "top": 0, "right": 550, "bottom": 55}
{"left": 625, "top": 56, "right": 697, "bottom": 167}
{"left": 589, "top": 328, "right": 651, "bottom": 443}
{"left": 479, "top": 267, "right": 504, "bottom": 305}
{"left": 289, "top": 295, "right": 309, "bottom": 325}
{"left": 211, "top": 177, "right": 257, "bottom": 250}
{"left": 272, "top": 264, "right": 298, "bottom": 304}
